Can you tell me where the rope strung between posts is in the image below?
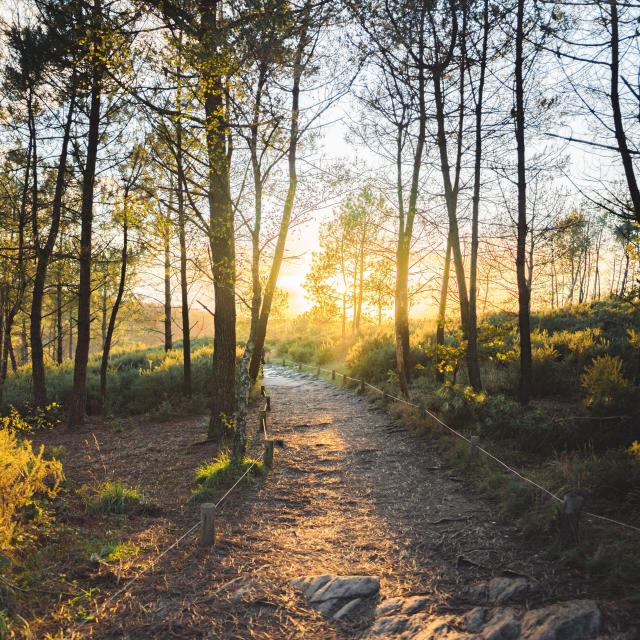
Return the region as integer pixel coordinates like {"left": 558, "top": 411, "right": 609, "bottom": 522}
{"left": 69, "top": 448, "right": 261, "bottom": 637}
{"left": 284, "top": 361, "right": 640, "bottom": 535}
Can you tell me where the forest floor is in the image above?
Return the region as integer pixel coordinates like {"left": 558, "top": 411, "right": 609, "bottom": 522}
{"left": 27, "top": 365, "right": 637, "bottom": 639}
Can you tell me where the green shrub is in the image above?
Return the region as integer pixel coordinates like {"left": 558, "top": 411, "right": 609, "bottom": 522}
{"left": 581, "top": 355, "right": 634, "bottom": 414}
{"left": 192, "top": 451, "right": 264, "bottom": 502}
{"left": 346, "top": 332, "right": 396, "bottom": 382}
{"left": 531, "top": 343, "right": 565, "bottom": 396}
{"left": 85, "top": 481, "right": 146, "bottom": 515}
{"left": 0, "top": 417, "right": 64, "bottom": 551}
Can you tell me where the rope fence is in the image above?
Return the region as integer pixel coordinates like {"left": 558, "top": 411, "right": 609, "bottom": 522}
{"left": 276, "top": 358, "right": 640, "bottom": 537}
{"left": 69, "top": 388, "right": 275, "bottom": 637}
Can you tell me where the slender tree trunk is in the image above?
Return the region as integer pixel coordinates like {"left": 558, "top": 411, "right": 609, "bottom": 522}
{"left": 174, "top": 49, "right": 192, "bottom": 396}
{"left": 31, "top": 88, "right": 75, "bottom": 403}
{"left": 395, "top": 12, "right": 427, "bottom": 397}
{"left": 100, "top": 209, "right": 128, "bottom": 406}
{"left": 101, "top": 279, "right": 108, "bottom": 347}
{"left": 164, "top": 230, "right": 173, "bottom": 351}
{"left": 467, "top": 0, "right": 489, "bottom": 392}
{"left": 609, "top": 0, "right": 640, "bottom": 223}
{"left": 515, "top": 0, "right": 532, "bottom": 404}
{"left": 69, "top": 13, "right": 102, "bottom": 426}
{"left": 68, "top": 305, "right": 73, "bottom": 360}
{"left": 248, "top": 32, "right": 305, "bottom": 382}
{"left": 8, "top": 339, "right": 16, "bottom": 374}
{"left": 56, "top": 279, "right": 63, "bottom": 365}
{"left": 435, "top": 235, "right": 452, "bottom": 384}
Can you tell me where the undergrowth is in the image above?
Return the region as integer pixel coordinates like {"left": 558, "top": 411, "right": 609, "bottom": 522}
{"left": 192, "top": 451, "right": 265, "bottom": 502}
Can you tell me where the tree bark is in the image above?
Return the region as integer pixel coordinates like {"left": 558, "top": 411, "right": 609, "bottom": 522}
{"left": 248, "top": 29, "right": 305, "bottom": 382}
{"left": 163, "top": 228, "right": 173, "bottom": 351}
{"left": 100, "top": 205, "right": 128, "bottom": 406}
{"left": 515, "top": 0, "right": 532, "bottom": 405}
{"left": 69, "top": 6, "right": 102, "bottom": 426}
{"left": 435, "top": 234, "right": 452, "bottom": 384}
{"left": 467, "top": 0, "right": 489, "bottom": 393}
{"left": 31, "top": 80, "right": 76, "bottom": 404}
{"left": 200, "top": 0, "right": 237, "bottom": 440}
{"left": 609, "top": 0, "right": 640, "bottom": 223}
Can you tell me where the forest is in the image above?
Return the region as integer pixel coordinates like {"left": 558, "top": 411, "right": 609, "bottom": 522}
{"left": 0, "top": 0, "right": 639, "bottom": 638}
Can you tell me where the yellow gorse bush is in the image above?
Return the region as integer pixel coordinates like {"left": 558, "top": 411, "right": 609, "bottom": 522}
{"left": 0, "top": 420, "right": 64, "bottom": 552}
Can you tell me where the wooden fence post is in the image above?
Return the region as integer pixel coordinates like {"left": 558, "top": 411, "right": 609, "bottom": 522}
{"left": 332, "top": 369, "right": 336, "bottom": 380}
{"left": 282, "top": 358, "right": 285, "bottom": 366}
{"left": 298, "top": 363, "right": 302, "bottom": 371}
{"left": 316, "top": 366, "right": 320, "bottom": 377}
{"left": 260, "top": 410, "right": 267, "bottom": 436}
{"left": 200, "top": 503, "right": 215, "bottom": 547}
{"left": 341, "top": 374, "right": 346, "bottom": 388}
{"left": 266, "top": 395, "right": 271, "bottom": 411}
{"left": 560, "top": 494, "right": 584, "bottom": 548}
{"left": 359, "top": 379, "right": 365, "bottom": 393}
{"left": 263, "top": 440, "right": 274, "bottom": 469}
{"left": 469, "top": 435, "right": 480, "bottom": 463}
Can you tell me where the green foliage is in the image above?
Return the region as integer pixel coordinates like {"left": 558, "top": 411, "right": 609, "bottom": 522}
{"left": 192, "top": 451, "right": 264, "bottom": 502}
{"left": 0, "top": 610, "right": 8, "bottom": 640}
{"left": 2, "top": 339, "right": 213, "bottom": 417}
{"left": 346, "top": 332, "right": 396, "bottom": 382}
{"left": 0, "top": 414, "right": 64, "bottom": 552}
{"left": 531, "top": 342, "right": 564, "bottom": 396}
{"left": 580, "top": 355, "right": 633, "bottom": 413}
{"left": 84, "top": 481, "right": 146, "bottom": 515}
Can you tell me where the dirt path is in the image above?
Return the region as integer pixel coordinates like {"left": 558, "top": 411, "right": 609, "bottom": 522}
{"left": 72, "top": 365, "right": 626, "bottom": 639}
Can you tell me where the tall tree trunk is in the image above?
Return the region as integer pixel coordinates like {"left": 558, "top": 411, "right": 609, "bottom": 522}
{"left": 68, "top": 305, "right": 73, "bottom": 360}
{"left": 435, "top": 235, "right": 452, "bottom": 384}
{"left": 56, "top": 279, "right": 63, "bottom": 365}
{"left": 164, "top": 230, "right": 173, "bottom": 351}
{"left": 515, "top": 0, "right": 532, "bottom": 404}
{"left": 31, "top": 83, "right": 76, "bottom": 403}
{"left": 176, "top": 141, "right": 192, "bottom": 396}
{"left": 69, "top": 11, "right": 102, "bottom": 426}
{"left": 394, "top": 10, "right": 427, "bottom": 397}
{"left": 174, "top": 46, "right": 192, "bottom": 396}
{"left": 467, "top": 0, "right": 489, "bottom": 392}
{"left": 248, "top": 31, "right": 305, "bottom": 382}
{"left": 100, "top": 208, "right": 128, "bottom": 406}
{"left": 201, "top": 0, "right": 237, "bottom": 440}
{"left": 609, "top": 0, "right": 640, "bottom": 223}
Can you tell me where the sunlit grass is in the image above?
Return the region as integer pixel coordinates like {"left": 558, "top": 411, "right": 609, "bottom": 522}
{"left": 192, "top": 451, "right": 264, "bottom": 502}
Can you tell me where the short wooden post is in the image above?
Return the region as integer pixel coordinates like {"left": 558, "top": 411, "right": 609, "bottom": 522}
{"left": 359, "top": 378, "right": 365, "bottom": 393}
{"left": 316, "top": 366, "right": 320, "bottom": 377}
{"left": 282, "top": 358, "right": 285, "bottom": 366}
{"left": 260, "top": 410, "right": 267, "bottom": 435}
{"left": 298, "top": 362, "right": 302, "bottom": 371}
{"left": 263, "top": 440, "right": 274, "bottom": 469}
{"left": 560, "top": 493, "right": 584, "bottom": 548}
{"left": 200, "top": 503, "right": 215, "bottom": 547}
{"left": 332, "top": 369, "right": 336, "bottom": 380}
{"left": 418, "top": 401, "right": 427, "bottom": 418}
{"left": 469, "top": 435, "right": 480, "bottom": 463}
{"left": 266, "top": 395, "right": 271, "bottom": 411}
{"left": 260, "top": 385, "right": 266, "bottom": 397}
{"left": 382, "top": 391, "right": 389, "bottom": 404}
{"left": 341, "top": 374, "right": 347, "bottom": 388}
